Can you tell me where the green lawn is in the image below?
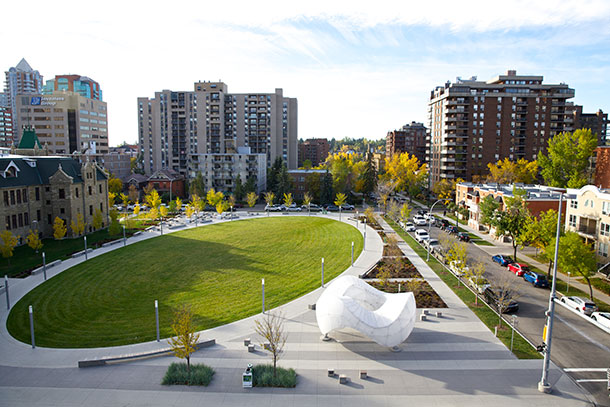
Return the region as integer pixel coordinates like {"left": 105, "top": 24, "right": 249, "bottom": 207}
{"left": 7, "top": 217, "right": 362, "bottom": 348}
{"left": 384, "top": 217, "right": 541, "bottom": 359}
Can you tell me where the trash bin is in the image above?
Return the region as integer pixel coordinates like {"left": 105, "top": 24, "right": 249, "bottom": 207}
{"left": 242, "top": 364, "right": 253, "bottom": 388}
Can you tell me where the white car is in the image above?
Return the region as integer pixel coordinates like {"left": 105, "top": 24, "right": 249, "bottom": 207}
{"left": 449, "top": 260, "right": 469, "bottom": 277}
{"left": 286, "top": 203, "right": 302, "bottom": 212}
{"left": 414, "top": 229, "right": 429, "bottom": 243}
{"left": 424, "top": 238, "right": 440, "bottom": 253}
{"left": 560, "top": 296, "right": 598, "bottom": 316}
{"left": 413, "top": 217, "right": 427, "bottom": 226}
{"left": 403, "top": 222, "right": 415, "bottom": 232}
{"left": 468, "top": 276, "right": 491, "bottom": 294}
{"left": 590, "top": 312, "right": 610, "bottom": 329}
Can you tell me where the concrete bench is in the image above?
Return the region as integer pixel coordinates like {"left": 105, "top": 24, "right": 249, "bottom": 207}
{"left": 31, "top": 259, "right": 62, "bottom": 275}
{"left": 308, "top": 304, "right": 316, "bottom": 310}
{"left": 420, "top": 314, "right": 427, "bottom": 321}
{"left": 78, "top": 338, "right": 215, "bottom": 368}
{"left": 71, "top": 248, "right": 93, "bottom": 258}
{"left": 327, "top": 368, "right": 335, "bottom": 377}
{"left": 133, "top": 231, "right": 143, "bottom": 236}
{"left": 244, "top": 338, "right": 251, "bottom": 346}
{"left": 360, "top": 370, "right": 367, "bottom": 379}
{"left": 102, "top": 240, "right": 122, "bottom": 248}
{"left": 168, "top": 224, "right": 185, "bottom": 230}
{"left": 247, "top": 344, "right": 255, "bottom": 352}
{"left": 436, "top": 311, "right": 443, "bottom": 318}
{"left": 339, "top": 375, "right": 348, "bottom": 384}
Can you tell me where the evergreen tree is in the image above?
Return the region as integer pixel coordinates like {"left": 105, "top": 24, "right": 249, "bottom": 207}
{"left": 267, "top": 157, "right": 283, "bottom": 193}
{"left": 190, "top": 171, "right": 205, "bottom": 198}
{"left": 244, "top": 176, "right": 256, "bottom": 194}
{"left": 359, "top": 155, "right": 377, "bottom": 196}
{"left": 234, "top": 175, "right": 244, "bottom": 201}
{"left": 276, "top": 165, "right": 292, "bottom": 198}
{"left": 320, "top": 170, "right": 334, "bottom": 205}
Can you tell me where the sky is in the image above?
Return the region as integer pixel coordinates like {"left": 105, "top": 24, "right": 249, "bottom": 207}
{"left": 3, "top": 0, "right": 610, "bottom": 147}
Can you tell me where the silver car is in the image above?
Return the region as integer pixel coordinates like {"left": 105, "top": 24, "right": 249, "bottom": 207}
{"left": 560, "top": 296, "right": 598, "bottom": 316}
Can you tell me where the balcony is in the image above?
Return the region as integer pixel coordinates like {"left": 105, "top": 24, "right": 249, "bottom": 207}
{"left": 578, "top": 217, "right": 598, "bottom": 239}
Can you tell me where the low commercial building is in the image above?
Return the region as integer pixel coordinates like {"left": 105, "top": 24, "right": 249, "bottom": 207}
{"left": 189, "top": 148, "right": 266, "bottom": 195}
{"left": 0, "top": 153, "right": 109, "bottom": 242}
{"left": 456, "top": 182, "right": 565, "bottom": 237}
{"left": 565, "top": 185, "right": 610, "bottom": 267}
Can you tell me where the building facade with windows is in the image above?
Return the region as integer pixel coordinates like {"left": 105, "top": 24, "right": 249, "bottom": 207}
{"left": 298, "top": 138, "right": 329, "bottom": 167}
{"left": 0, "top": 155, "right": 109, "bottom": 242}
{"left": 15, "top": 91, "right": 109, "bottom": 155}
{"left": 42, "top": 75, "right": 102, "bottom": 101}
{"left": 288, "top": 169, "right": 326, "bottom": 201}
{"left": 565, "top": 185, "right": 610, "bottom": 266}
{"left": 386, "top": 122, "right": 427, "bottom": 163}
{"left": 565, "top": 104, "right": 608, "bottom": 146}
{"left": 3, "top": 58, "right": 43, "bottom": 144}
{"left": 137, "top": 81, "right": 297, "bottom": 179}
{"left": 428, "top": 70, "right": 575, "bottom": 187}
{"left": 0, "top": 107, "right": 12, "bottom": 148}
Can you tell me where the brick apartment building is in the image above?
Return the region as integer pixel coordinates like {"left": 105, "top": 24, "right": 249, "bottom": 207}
{"left": 566, "top": 104, "right": 608, "bottom": 145}
{"left": 428, "top": 70, "right": 575, "bottom": 186}
{"left": 386, "top": 122, "right": 427, "bottom": 163}
{"left": 298, "top": 138, "right": 329, "bottom": 167}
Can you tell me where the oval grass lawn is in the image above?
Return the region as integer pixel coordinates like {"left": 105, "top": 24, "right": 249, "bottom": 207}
{"left": 7, "top": 217, "right": 363, "bottom": 348}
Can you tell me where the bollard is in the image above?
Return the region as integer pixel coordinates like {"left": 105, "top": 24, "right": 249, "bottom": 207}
{"left": 321, "top": 258, "right": 325, "bottom": 288}
{"left": 42, "top": 252, "right": 47, "bottom": 281}
{"left": 363, "top": 220, "right": 367, "bottom": 250}
{"left": 155, "top": 300, "right": 160, "bottom": 342}
{"left": 351, "top": 242, "right": 354, "bottom": 266}
{"left": 4, "top": 275, "right": 9, "bottom": 310}
{"left": 494, "top": 326, "right": 498, "bottom": 337}
{"left": 29, "top": 305, "right": 35, "bottom": 349}
{"left": 398, "top": 283, "right": 401, "bottom": 293}
{"left": 262, "top": 278, "right": 265, "bottom": 314}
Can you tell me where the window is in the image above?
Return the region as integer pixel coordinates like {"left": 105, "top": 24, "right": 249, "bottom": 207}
{"left": 37, "top": 210, "right": 41, "bottom": 222}
{"left": 75, "top": 188, "right": 79, "bottom": 198}
{"left": 3, "top": 191, "right": 8, "bottom": 206}
{"left": 18, "top": 213, "right": 23, "bottom": 227}
{"left": 88, "top": 186, "right": 92, "bottom": 195}
{"left": 598, "top": 242, "right": 608, "bottom": 257}
{"left": 12, "top": 214, "right": 17, "bottom": 229}
{"left": 99, "top": 184, "right": 102, "bottom": 193}
{"left": 48, "top": 214, "right": 52, "bottom": 225}
{"left": 16, "top": 189, "right": 21, "bottom": 204}
{"left": 100, "top": 202, "right": 103, "bottom": 211}
{"left": 35, "top": 187, "right": 40, "bottom": 201}
{"left": 22, "top": 189, "right": 27, "bottom": 202}
{"left": 60, "top": 208, "right": 65, "bottom": 214}
{"left": 10, "top": 190, "right": 15, "bottom": 205}
{"left": 601, "top": 223, "right": 610, "bottom": 237}
{"left": 24, "top": 212, "right": 29, "bottom": 225}
{"left": 59, "top": 188, "right": 65, "bottom": 199}
{"left": 570, "top": 200, "right": 578, "bottom": 209}
{"left": 89, "top": 205, "right": 93, "bottom": 215}
{"left": 569, "top": 214, "right": 577, "bottom": 228}
{"left": 5, "top": 216, "right": 10, "bottom": 230}
{"left": 603, "top": 201, "right": 609, "bottom": 215}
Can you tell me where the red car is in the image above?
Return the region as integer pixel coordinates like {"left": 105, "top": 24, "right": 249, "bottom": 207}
{"left": 508, "top": 263, "right": 529, "bottom": 276}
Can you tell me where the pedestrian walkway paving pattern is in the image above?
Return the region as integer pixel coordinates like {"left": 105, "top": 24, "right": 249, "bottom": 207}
{"left": 0, "top": 212, "right": 595, "bottom": 406}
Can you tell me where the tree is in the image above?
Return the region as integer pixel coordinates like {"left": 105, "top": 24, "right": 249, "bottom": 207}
{"left": 276, "top": 165, "right": 292, "bottom": 199}
{"left": 70, "top": 213, "right": 86, "bottom": 237}
{"left": 303, "top": 192, "right": 312, "bottom": 216}
{"left": 486, "top": 158, "right": 538, "bottom": 184}
{"left": 302, "top": 159, "right": 312, "bottom": 169}
{"left": 216, "top": 200, "right": 229, "bottom": 215}
{"left": 479, "top": 195, "right": 500, "bottom": 227}
{"left": 446, "top": 240, "right": 468, "bottom": 276}
{"left": 191, "top": 194, "right": 203, "bottom": 215}
{"left": 133, "top": 202, "right": 141, "bottom": 218}
{"left": 228, "top": 194, "right": 236, "bottom": 210}
{"left": 466, "top": 261, "right": 487, "bottom": 305}
{"left": 168, "top": 305, "right": 200, "bottom": 378}
{"left": 53, "top": 217, "right": 67, "bottom": 240}
{"left": 334, "top": 192, "right": 347, "bottom": 220}
{"left": 399, "top": 203, "right": 412, "bottom": 224}
{"left": 387, "top": 199, "right": 401, "bottom": 221}
{"left": 234, "top": 175, "right": 244, "bottom": 201}
{"left": 108, "top": 191, "right": 117, "bottom": 208}
{"left": 108, "top": 176, "right": 123, "bottom": 195}
{"left": 305, "top": 172, "right": 321, "bottom": 203}
{"left": 244, "top": 176, "right": 256, "bottom": 194}
{"left": 0, "top": 231, "right": 19, "bottom": 264}
{"left": 206, "top": 188, "right": 223, "bottom": 208}
{"left": 168, "top": 200, "right": 177, "bottom": 213}
{"left": 491, "top": 275, "right": 521, "bottom": 325}
{"left": 160, "top": 205, "right": 169, "bottom": 220}
{"left": 384, "top": 152, "right": 427, "bottom": 200}
{"left": 267, "top": 157, "right": 283, "bottom": 193}
{"left": 432, "top": 178, "right": 463, "bottom": 202}
{"left": 521, "top": 209, "right": 561, "bottom": 275}
{"left": 359, "top": 155, "right": 377, "bottom": 196}
{"left": 320, "top": 170, "right": 333, "bottom": 205}
{"left": 175, "top": 197, "right": 182, "bottom": 212}
{"left": 283, "top": 192, "right": 293, "bottom": 208}
{"left": 26, "top": 229, "right": 43, "bottom": 253}
{"left": 246, "top": 192, "right": 257, "bottom": 208}
{"left": 92, "top": 209, "right": 103, "bottom": 230}
{"left": 538, "top": 129, "right": 597, "bottom": 188}
{"left": 547, "top": 232, "right": 597, "bottom": 300}
{"left": 109, "top": 209, "right": 121, "bottom": 235}
{"left": 376, "top": 179, "right": 395, "bottom": 214}
{"left": 120, "top": 193, "right": 129, "bottom": 208}
{"left": 190, "top": 171, "right": 205, "bottom": 198}
{"left": 494, "top": 188, "right": 530, "bottom": 261}
{"left": 254, "top": 311, "right": 287, "bottom": 378}
{"left": 128, "top": 184, "right": 139, "bottom": 203}
{"left": 264, "top": 192, "right": 275, "bottom": 216}
{"left": 185, "top": 204, "right": 195, "bottom": 219}
{"left": 145, "top": 189, "right": 161, "bottom": 211}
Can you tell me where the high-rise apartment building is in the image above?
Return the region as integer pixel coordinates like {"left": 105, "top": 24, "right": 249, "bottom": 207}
{"left": 138, "top": 81, "right": 298, "bottom": 180}
{"left": 3, "top": 58, "right": 43, "bottom": 143}
{"left": 565, "top": 104, "right": 608, "bottom": 145}
{"left": 0, "top": 107, "right": 12, "bottom": 148}
{"left": 15, "top": 92, "right": 109, "bottom": 155}
{"left": 428, "top": 70, "right": 574, "bottom": 186}
{"left": 43, "top": 75, "right": 103, "bottom": 101}
{"left": 298, "top": 138, "right": 329, "bottom": 167}
{"left": 386, "top": 122, "right": 427, "bottom": 163}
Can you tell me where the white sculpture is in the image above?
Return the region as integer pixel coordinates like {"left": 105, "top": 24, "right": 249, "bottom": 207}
{"left": 316, "top": 275, "right": 416, "bottom": 348}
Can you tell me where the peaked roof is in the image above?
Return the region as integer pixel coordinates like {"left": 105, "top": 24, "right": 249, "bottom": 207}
{"left": 15, "top": 58, "right": 33, "bottom": 72}
{"left": 0, "top": 157, "right": 84, "bottom": 188}
{"left": 18, "top": 128, "right": 42, "bottom": 149}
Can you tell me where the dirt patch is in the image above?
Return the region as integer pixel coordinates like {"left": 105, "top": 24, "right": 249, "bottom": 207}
{"left": 364, "top": 258, "right": 422, "bottom": 279}
{"left": 368, "top": 280, "right": 447, "bottom": 308}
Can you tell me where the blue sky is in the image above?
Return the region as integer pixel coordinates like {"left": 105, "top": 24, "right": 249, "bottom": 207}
{"left": 2, "top": 0, "right": 610, "bottom": 145}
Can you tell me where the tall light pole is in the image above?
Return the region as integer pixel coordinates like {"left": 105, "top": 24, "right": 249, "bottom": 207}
{"left": 539, "top": 193, "right": 564, "bottom": 393}
{"left": 261, "top": 278, "right": 266, "bottom": 314}
{"left": 427, "top": 199, "right": 448, "bottom": 261}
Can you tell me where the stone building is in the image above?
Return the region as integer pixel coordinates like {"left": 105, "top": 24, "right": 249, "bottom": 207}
{"left": 0, "top": 152, "right": 109, "bottom": 242}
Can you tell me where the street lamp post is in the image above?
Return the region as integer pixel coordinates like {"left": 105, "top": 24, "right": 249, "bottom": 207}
{"left": 123, "top": 225, "right": 126, "bottom": 247}
{"left": 539, "top": 193, "right": 564, "bottom": 393}
{"left": 427, "top": 199, "right": 448, "bottom": 261}
{"left": 262, "top": 278, "right": 265, "bottom": 314}
{"left": 230, "top": 205, "right": 233, "bottom": 221}
{"left": 567, "top": 272, "right": 571, "bottom": 293}
{"left": 321, "top": 258, "right": 325, "bottom": 287}
{"left": 42, "top": 252, "right": 47, "bottom": 281}
{"left": 84, "top": 236, "right": 88, "bottom": 260}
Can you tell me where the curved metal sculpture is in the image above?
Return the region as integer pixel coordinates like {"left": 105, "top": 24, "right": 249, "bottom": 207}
{"left": 316, "top": 275, "right": 416, "bottom": 347}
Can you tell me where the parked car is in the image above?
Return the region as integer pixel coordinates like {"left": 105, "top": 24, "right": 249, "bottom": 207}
{"left": 265, "top": 204, "right": 283, "bottom": 212}
{"left": 445, "top": 225, "right": 459, "bottom": 234}
{"left": 324, "top": 204, "right": 340, "bottom": 212}
{"left": 127, "top": 204, "right": 136, "bottom": 211}
{"left": 413, "top": 216, "right": 427, "bottom": 226}
{"left": 414, "top": 229, "right": 429, "bottom": 243}
{"left": 424, "top": 238, "right": 440, "bottom": 253}
{"left": 340, "top": 203, "right": 355, "bottom": 210}
{"left": 560, "top": 296, "right": 598, "bottom": 316}
{"left": 469, "top": 276, "right": 491, "bottom": 294}
{"left": 457, "top": 232, "right": 470, "bottom": 242}
{"left": 286, "top": 203, "right": 302, "bottom": 212}
{"left": 417, "top": 209, "right": 426, "bottom": 216}
{"left": 449, "top": 260, "right": 469, "bottom": 276}
{"left": 508, "top": 263, "right": 530, "bottom": 276}
{"left": 590, "top": 312, "right": 610, "bottom": 329}
{"left": 491, "top": 254, "right": 514, "bottom": 267}
{"left": 522, "top": 271, "right": 549, "bottom": 288}
{"left": 484, "top": 287, "right": 519, "bottom": 313}
{"left": 403, "top": 222, "right": 415, "bottom": 232}
{"left": 302, "top": 203, "right": 322, "bottom": 212}
{"left": 435, "top": 219, "right": 449, "bottom": 229}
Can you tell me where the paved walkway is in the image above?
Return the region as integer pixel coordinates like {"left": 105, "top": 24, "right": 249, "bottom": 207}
{"left": 0, "top": 212, "right": 595, "bottom": 406}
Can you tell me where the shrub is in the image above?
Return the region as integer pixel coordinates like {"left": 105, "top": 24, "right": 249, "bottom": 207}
{"left": 252, "top": 364, "right": 297, "bottom": 387}
{"left": 162, "top": 362, "right": 214, "bottom": 386}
